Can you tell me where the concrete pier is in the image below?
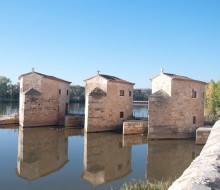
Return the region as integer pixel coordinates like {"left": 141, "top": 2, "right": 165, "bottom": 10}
{"left": 0, "top": 114, "right": 19, "bottom": 125}
{"left": 196, "top": 125, "right": 212, "bottom": 145}
{"left": 123, "top": 120, "right": 148, "bottom": 135}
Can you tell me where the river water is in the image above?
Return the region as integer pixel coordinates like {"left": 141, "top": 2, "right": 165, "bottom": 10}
{"left": 0, "top": 102, "right": 203, "bottom": 190}
{"left": 0, "top": 102, "right": 148, "bottom": 117}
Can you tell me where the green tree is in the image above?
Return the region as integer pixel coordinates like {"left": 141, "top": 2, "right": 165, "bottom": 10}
{"left": 69, "top": 85, "right": 85, "bottom": 102}
{"left": 205, "top": 80, "right": 218, "bottom": 116}
{"left": 11, "top": 83, "right": 20, "bottom": 100}
{"left": 215, "top": 80, "right": 220, "bottom": 113}
{"left": 0, "top": 76, "right": 11, "bottom": 99}
{"left": 133, "top": 88, "right": 152, "bottom": 101}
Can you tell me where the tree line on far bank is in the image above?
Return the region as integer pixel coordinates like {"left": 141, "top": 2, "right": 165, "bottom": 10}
{"left": 0, "top": 76, "right": 152, "bottom": 102}
{"left": 0, "top": 76, "right": 19, "bottom": 101}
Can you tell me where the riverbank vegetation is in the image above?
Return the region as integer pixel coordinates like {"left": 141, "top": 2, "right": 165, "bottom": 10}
{"left": 133, "top": 88, "right": 152, "bottom": 101}
{"left": 0, "top": 76, "right": 19, "bottom": 102}
{"left": 205, "top": 80, "right": 220, "bottom": 122}
{"left": 118, "top": 179, "right": 173, "bottom": 190}
{"left": 69, "top": 85, "right": 85, "bottom": 102}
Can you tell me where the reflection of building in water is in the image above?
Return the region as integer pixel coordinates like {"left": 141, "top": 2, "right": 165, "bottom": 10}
{"left": 147, "top": 140, "right": 198, "bottom": 182}
{"left": 82, "top": 133, "right": 132, "bottom": 187}
{"left": 17, "top": 127, "right": 68, "bottom": 180}
{"left": 122, "top": 134, "right": 148, "bottom": 147}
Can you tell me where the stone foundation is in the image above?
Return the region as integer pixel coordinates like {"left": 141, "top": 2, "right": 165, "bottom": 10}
{"left": 123, "top": 120, "right": 148, "bottom": 135}
{"left": 148, "top": 125, "right": 196, "bottom": 139}
{"left": 64, "top": 115, "right": 84, "bottom": 128}
{"left": 0, "top": 114, "right": 19, "bottom": 125}
{"left": 196, "top": 125, "right": 212, "bottom": 145}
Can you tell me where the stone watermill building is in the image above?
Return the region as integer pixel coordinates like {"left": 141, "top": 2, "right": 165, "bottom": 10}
{"left": 148, "top": 69, "right": 207, "bottom": 139}
{"left": 19, "top": 70, "right": 71, "bottom": 127}
{"left": 84, "top": 72, "right": 134, "bottom": 133}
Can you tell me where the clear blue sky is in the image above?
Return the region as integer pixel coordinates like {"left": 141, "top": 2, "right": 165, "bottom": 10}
{"left": 0, "top": 0, "right": 220, "bottom": 88}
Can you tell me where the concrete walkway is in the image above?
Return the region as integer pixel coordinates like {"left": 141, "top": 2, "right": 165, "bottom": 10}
{"left": 168, "top": 120, "right": 220, "bottom": 190}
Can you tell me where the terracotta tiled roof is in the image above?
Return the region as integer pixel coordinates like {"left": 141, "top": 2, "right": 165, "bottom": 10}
{"left": 19, "top": 71, "right": 71, "bottom": 84}
{"left": 85, "top": 74, "right": 135, "bottom": 85}
{"left": 151, "top": 72, "right": 207, "bottom": 84}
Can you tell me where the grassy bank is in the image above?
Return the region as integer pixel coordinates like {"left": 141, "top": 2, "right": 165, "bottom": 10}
{"left": 118, "top": 179, "right": 173, "bottom": 190}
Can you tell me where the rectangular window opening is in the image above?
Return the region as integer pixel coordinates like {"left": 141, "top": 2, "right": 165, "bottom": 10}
{"left": 65, "top": 103, "right": 68, "bottom": 114}
{"left": 120, "top": 90, "right": 124, "bottom": 96}
{"left": 129, "top": 91, "right": 132, "bottom": 97}
{"left": 193, "top": 116, "right": 196, "bottom": 124}
{"left": 192, "top": 89, "right": 197, "bottom": 98}
{"left": 120, "top": 111, "right": 124, "bottom": 118}
{"left": 67, "top": 90, "right": 69, "bottom": 96}
{"left": 59, "top": 89, "right": 61, "bottom": 95}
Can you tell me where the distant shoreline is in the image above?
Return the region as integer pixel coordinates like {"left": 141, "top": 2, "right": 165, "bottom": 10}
{"left": 0, "top": 98, "right": 19, "bottom": 103}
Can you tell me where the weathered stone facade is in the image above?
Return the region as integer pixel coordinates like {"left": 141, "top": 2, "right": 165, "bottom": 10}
{"left": 19, "top": 71, "right": 71, "bottom": 127}
{"left": 196, "top": 125, "right": 212, "bottom": 145}
{"left": 84, "top": 73, "right": 134, "bottom": 132}
{"left": 148, "top": 70, "right": 206, "bottom": 139}
{"left": 123, "top": 120, "right": 148, "bottom": 135}
{"left": 64, "top": 115, "right": 84, "bottom": 128}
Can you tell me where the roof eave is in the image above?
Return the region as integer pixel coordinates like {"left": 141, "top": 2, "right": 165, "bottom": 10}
{"left": 19, "top": 72, "right": 71, "bottom": 84}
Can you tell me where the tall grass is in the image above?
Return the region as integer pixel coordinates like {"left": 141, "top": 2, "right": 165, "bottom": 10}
{"left": 118, "top": 179, "right": 173, "bottom": 190}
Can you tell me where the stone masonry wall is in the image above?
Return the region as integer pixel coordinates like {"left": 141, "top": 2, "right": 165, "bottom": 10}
{"left": 151, "top": 74, "right": 172, "bottom": 96}
{"left": 171, "top": 80, "right": 205, "bottom": 130}
{"left": 85, "top": 75, "right": 133, "bottom": 132}
{"left": 20, "top": 73, "right": 70, "bottom": 127}
{"left": 148, "top": 74, "right": 205, "bottom": 139}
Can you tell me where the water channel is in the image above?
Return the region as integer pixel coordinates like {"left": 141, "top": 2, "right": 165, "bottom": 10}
{"left": 0, "top": 102, "right": 203, "bottom": 190}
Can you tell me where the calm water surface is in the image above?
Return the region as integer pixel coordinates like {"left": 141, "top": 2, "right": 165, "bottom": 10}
{"left": 0, "top": 103, "right": 203, "bottom": 189}
{"left": 0, "top": 127, "right": 203, "bottom": 190}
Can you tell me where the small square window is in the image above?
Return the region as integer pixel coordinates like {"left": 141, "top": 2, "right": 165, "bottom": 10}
{"left": 120, "top": 112, "right": 124, "bottom": 118}
{"left": 193, "top": 116, "right": 196, "bottom": 124}
{"left": 192, "top": 89, "right": 197, "bottom": 98}
{"left": 120, "top": 90, "right": 124, "bottom": 96}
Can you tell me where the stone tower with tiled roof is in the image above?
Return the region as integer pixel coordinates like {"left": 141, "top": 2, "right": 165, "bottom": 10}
{"left": 19, "top": 70, "right": 71, "bottom": 127}
{"left": 84, "top": 72, "right": 134, "bottom": 132}
{"left": 148, "top": 69, "right": 207, "bottom": 139}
